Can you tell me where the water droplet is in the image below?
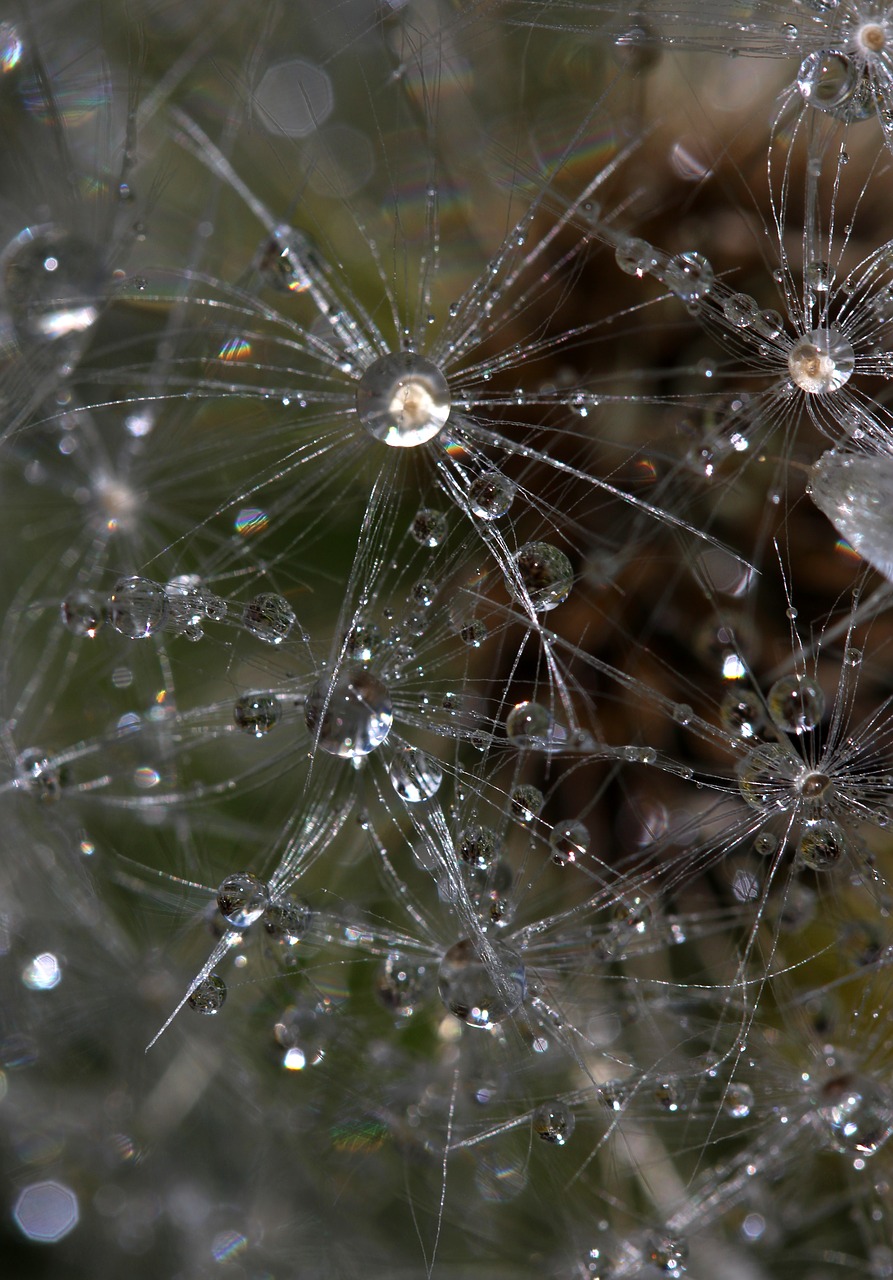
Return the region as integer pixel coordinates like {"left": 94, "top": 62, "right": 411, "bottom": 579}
{"left": 256, "top": 223, "right": 319, "bottom": 293}
{"left": 722, "top": 292, "right": 760, "bottom": 328}
{"left": 2, "top": 224, "right": 103, "bottom": 355}
{"left": 511, "top": 784, "right": 544, "bottom": 823}
{"left": 788, "top": 327, "right": 854, "bottom": 394}
{"left": 437, "top": 938, "right": 526, "bottom": 1028}
{"left": 724, "top": 1082, "right": 754, "bottom": 1119}
{"left": 532, "top": 1100, "right": 575, "bottom": 1145}
{"left": 512, "top": 542, "right": 573, "bottom": 611}
{"left": 217, "top": 873, "right": 269, "bottom": 927}
{"left": 673, "top": 703, "right": 693, "bottom": 726}
{"left": 815, "top": 1072, "right": 893, "bottom": 1156}
{"left": 356, "top": 351, "right": 451, "bottom": 447}
{"left": 654, "top": 1079, "right": 685, "bottom": 1112}
{"left": 798, "top": 819, "right": 848, "bottom": 870}
{"left": 468, "top": 470, "right": 516, "bottom": 520}
{"left": 410, "top": 507, "right": 448, "bottom": 547}
{"left": 797, "top": 50, "right": 859, "bottom": 113}
{"left": 60, "top": 592, "right": 103, "bottom": 638}
{"left": 375, "top": 953, "right": 430, "bottom": 1016}
{"left": 754, "top": 831, "right": 779, "bottom": 857}
{"left": 615, "top": 236, "right": 656, "bottom": 277}
{"left": 343, "top": 618, "right": 382, "bottom": 661}
{"left": 505, "top": 700, "right": 552, "bottom": 744}
{"left": 599, "top": 1080, "right": 629, "bottom": 1111}
{"left": 458, "top": 824, "right": 499, "bottom": 870}
{"left": 738, "top": 742, "right": 798, "bottom": 809}
{"left": 305, "top": 667, "right": 393, "bottom": 758}
{"left": 389, "top": 746, "right": 443, "bottom": 802}
{"left": 809, "top": 452, "right": 893, "bottom": 582}
{"left": 188, "top": 974, "right": 227, "bottom": 1014}
{"left": 459, "top": 619, "right": 487, "bottom": 647}
{"left": 646, "top": 1231, "right": 688, "bottom": 1275}
{"left": 109, "top": 576, "right": 167, "bottom": 639}
{"left": 242, "top": 592, "right": 296, "bottom": 644}
{"left": 262, "top": 896, "right": 312, "bottom": 946}
{"left": 666, "top": 250, "right": 714, "bottom": 303}
{"left": 720, "top": 689, "right": 765, "bottom": 738}
{"left": 411, "top": 578, "right": 437, "bottom": 608}
{"left": 233, "top": 692, "right": 281, "bottom": 737}
{"left": 549, "top": 819, "right": 589, "bottom": 866}
{"left": 767, "top": 674, "right": 825, "bottom": 733}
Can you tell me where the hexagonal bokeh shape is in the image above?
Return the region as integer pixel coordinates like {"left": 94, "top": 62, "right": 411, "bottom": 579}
{"left": 13, "top": 1180, "right": 79, "bottom": 1243}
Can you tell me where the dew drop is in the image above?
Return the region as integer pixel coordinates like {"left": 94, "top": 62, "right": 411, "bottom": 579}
{"left": 389, "top": 746, "right": 443, "bottom": 802}
{"left": 787, "top": 327, "right": 854, "bottom": 394}
{"left": 646, "top": 1231, "right": 688, "bottom": 1275}
{"left": 459, "top": 619, "right": 487, "bottom": 647}
{"left": 343, "top": 618, "right": 382, "bottom": 661}
{"left": 60, "top": 592, "right": 103, "bottom": 638}
{"left": 242, "top": 592, "right": 296, "bottom": 644}
{"left": 458, "top": 824, "right": 499, "bottom": 870}
{"left": 797, "top": 49, "right": 859, "bottom": 113}
{"left": 666, "top": 250, "right": 714, "bottom": 303}
{"left": 468, "top": 470, "right": 515, "bottom": 520}
{"left": 737, "top": 742, "right": 799, "bottom": 810}
{"left": 410, "top": 507, "right": 448, "bottom": 547}
{"left": 356, "top": 351, "right": 451, "bottom": 447}
{"left": 766, "top": 674, "right": 824, "bottom": 733}
{"left": 109, "top": 577, "right": 167, "bottom": 639}
{"left": 720, "top": 689, "right": 766, "bottom": 739}
{"left": 262, "top": 896, "right": 312, "bottom": 946}
{"left": 511, "top": 784, "right": 544, "bottom": 823}
{"left": 512, "top": 542, "right": 573, "bottom": 611}
{"left": 724, "top": 1082, "right": 754, "bottom": 1119}
{"left": 233, "top": 692, "right": 281, "bottom": 737}
{"left": 532, "top": 1100, "right": 575, "bottom": 1145}
{"left": 437, "top": 938, "right": 526, "bottom": 1028}
{"left": 375, "top": 953, "right": 430, "bottom": 1016}
{"left": 798, "top": 819, "right": 848, "bottom": 870}
{"left": 188, "top": 974, "right": 227, "bottom": 1015}
{"left": 815, "top": 1072, "right": 893, "bottom": 1156}
{"left": 305, "top": 667, "right": 393, "bottom": 758}
{"left": 549, "top": 819, "right": 589, "bottom": 866}
{"left": 809, "top": 452, "right": 893, "bottom": 583}
{"left": 2, "top": 224, "right": 104, "bottom": 355}
{"left": 505, "top": 700, "right": 552, "bottom": 744}
{"left": 217, "top": 873, "right": 269, "bottom": 928}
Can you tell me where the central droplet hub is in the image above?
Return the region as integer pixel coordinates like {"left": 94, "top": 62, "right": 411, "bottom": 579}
{"left": 788, "top": 327, "right": 854, "bottom": 395}
{"left": 356, "top": 352, "right": 451, "bottom": 447}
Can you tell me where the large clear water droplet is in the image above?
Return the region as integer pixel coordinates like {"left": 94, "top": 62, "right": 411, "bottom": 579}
{"left": 188, "top": 974, "right": 227, "bottom": 1015}
{"left": 549, "top": 819, "right": 589, "bottom": 866}
{"left": 2, "top": 224, "right": 104, "bottom": 355}
{"left": 532, "top": 1100, "right": 575, "bottom": 1145}
{"left": 766, "top": 674, "right": 824, "bottom": 733}
{"left": 233, "top": 692, "right": 281, "bottom": 737}
{"left": 375, "top": 953, "right": 430, "bottom": 1017}
{"left": 356, "top": 351, "right": 451, "bottom": 447}
{"left": 389, "top": 746, "right": 443, "bottom": 802}
{"left": 469, "top": 470, "right": 515, "bottom": 520}
{"left": 815, "top": 1072, "right": 893, "bottom": 1156}
{"left": 797, "top": 50, "right": 859, "bottom": 113}
{"left": 512, "top": 543, "right": 573, "bottom": 611}
{"left": 304, "top": 667, "right": 393, "bottom": 758}
{"left": 217, "top": 873, "right": 269, "bottom": 928}
{"left": 242, "top": 593, "right": 296, "bottom": 644}
{"left": 505, "top": 700, "right": 552, "bottom": 745}
{"left": 437, "top": 938, "right": 526, "bottom": 1028}
{"left": 809, "top": 451, "right": 893, "bottom": 583}
{"left": 108, "top": 577, "right": 167, "bottom": 639}
{"left": 787, "top": 327, "right": 854, "bottom": 393}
